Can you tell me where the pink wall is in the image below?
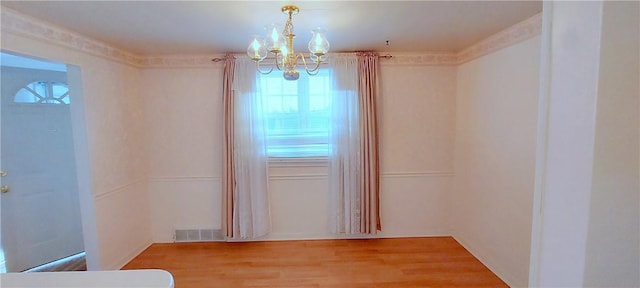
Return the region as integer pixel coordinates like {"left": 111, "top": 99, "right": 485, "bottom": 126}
{"left": 142, "top": 60, "right": 457, "bottom": 242}
{"left": 453, "top": 37, "right": 541, "bottom": 286}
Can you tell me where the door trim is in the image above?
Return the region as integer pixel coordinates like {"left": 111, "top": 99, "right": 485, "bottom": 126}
{"left": 67, "top": 64, "right": 101, "bottom": 270}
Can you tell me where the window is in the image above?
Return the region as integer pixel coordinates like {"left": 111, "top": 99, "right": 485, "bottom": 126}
{"left": 14, "top": 81, "right": 70, "bottom": 104}
{"left": 258, "top": 69, "right": 331, "bottom": 158}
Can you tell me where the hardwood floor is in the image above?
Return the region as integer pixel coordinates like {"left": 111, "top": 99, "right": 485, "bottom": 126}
{"left": 122, "top": 237, "right": 508, "bottom": 288}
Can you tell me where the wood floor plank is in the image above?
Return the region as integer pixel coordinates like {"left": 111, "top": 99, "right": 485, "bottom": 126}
{"left": 122, "top": 237, "right": 509, "bottom": 288}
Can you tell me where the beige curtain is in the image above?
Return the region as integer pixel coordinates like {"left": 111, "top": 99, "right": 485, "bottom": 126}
{"left": 329, "top": 52, "right": 381, "bottom": 235}
{"left": 221, "top": 54, "right": 236, "bottom": 238}
{"left": 221, "top": 55, "right": 271, "bottom": 240}
{"left": 357, "top": 52, "right": 381, "bottom": 233}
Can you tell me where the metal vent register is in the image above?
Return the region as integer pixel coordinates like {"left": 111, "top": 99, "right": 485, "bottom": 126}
{"left": 174, "top": 229, "right": 223, "bottom": 242}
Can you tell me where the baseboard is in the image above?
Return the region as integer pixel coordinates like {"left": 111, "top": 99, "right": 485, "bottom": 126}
{"left": 265, "top": 233, "right": 335, "bottom": 241}
{"left": 377, "top": 231, "right": 451, "bottom": 239}
{"left": 106, "top": 239, "right": 153, "bottom": 270}
{"left": 260, "top": 232, "right": 452, "bottom": 242}
{"left": 451, "top": 234, "right": 516, "bottom": 287}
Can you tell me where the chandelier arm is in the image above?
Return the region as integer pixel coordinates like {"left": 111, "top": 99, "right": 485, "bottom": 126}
{"left": 274, "top": 53, "right": 283, "bottom": 71}
{"left": 299, "top": 54, "right": 323, "bottom": 75}
{"left": 305, "top": 68, "right": 320, "bottom": 76}
{"left": 305, "top": 65, "right": 320, "bottom": 76}
{"left": 255, "top": 60, "right": 276, "bottom": 75}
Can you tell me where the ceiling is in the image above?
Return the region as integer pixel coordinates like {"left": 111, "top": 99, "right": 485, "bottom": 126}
{"left": 1, "top": 1, "right": 542, "bottom": 56}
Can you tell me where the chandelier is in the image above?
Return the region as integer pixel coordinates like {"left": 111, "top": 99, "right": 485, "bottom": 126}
{"left": 246, "top": 5, "right": 330, "bottom": 81}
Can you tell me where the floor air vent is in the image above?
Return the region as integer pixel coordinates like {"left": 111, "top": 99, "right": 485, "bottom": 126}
{"left": 174, "top": 229, "right": 223, "bottom": 242}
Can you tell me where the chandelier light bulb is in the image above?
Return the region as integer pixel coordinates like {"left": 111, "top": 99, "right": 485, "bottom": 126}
{"left": 264, "top": 24, "right": 284, "bottom": 53}
{"left": 247, "top": 36, "right": 267, "bottom": 61}
{"left": 308, "top": 28, "right": 330, "bottom": 56}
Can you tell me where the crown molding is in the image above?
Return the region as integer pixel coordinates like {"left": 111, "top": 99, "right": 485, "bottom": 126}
{"left": 456, "top": 13, "right": 542, "bottom": 64}
{"left": 2, "top": 6, "right": 541, "bottom": 68}
{"left": 1, "top": 7, "right": 144, "bottom": 67}
{"left": 381, "top": 52, "right": 458, "bottom": 66}
{"left": 140, "top": 54, "right": 224, "bottom": 68}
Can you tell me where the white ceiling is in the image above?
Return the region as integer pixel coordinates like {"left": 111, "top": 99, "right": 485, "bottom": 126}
{"left": 1, "top": 1, "right": 542, "bottom": 55}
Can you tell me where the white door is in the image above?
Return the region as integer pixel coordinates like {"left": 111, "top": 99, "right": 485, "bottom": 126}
{"left": 0, "top": 61, "right": 84, "bottom": 272}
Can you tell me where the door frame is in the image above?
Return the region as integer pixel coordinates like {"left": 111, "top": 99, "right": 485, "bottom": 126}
{"left": 66, "top": 64, "right": 101, "bottom": 271}
{"left": 0, "top": 51, "right": 101, "bottom": 271}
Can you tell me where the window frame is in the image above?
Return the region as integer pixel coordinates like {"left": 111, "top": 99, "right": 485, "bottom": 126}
{"left": 13, "top": 81, "right": 70, "bottom": 105}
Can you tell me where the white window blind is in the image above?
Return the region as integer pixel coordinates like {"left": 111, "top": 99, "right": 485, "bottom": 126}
{"left": 258, "top": 69, "right": 331, "bottom": 158}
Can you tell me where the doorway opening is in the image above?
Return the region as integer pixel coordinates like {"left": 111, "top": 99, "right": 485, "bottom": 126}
{"left": 0, "top": 51, "right": 95, "bottom": 272}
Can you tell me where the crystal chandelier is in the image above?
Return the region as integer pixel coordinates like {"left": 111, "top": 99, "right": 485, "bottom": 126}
{"left": 246, "top": 5, "right": 330, "bottom": 81}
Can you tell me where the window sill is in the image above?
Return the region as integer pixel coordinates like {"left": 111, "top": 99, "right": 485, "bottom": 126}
{"left": 268, "top": 157, "right": 328, "bottom": 167}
